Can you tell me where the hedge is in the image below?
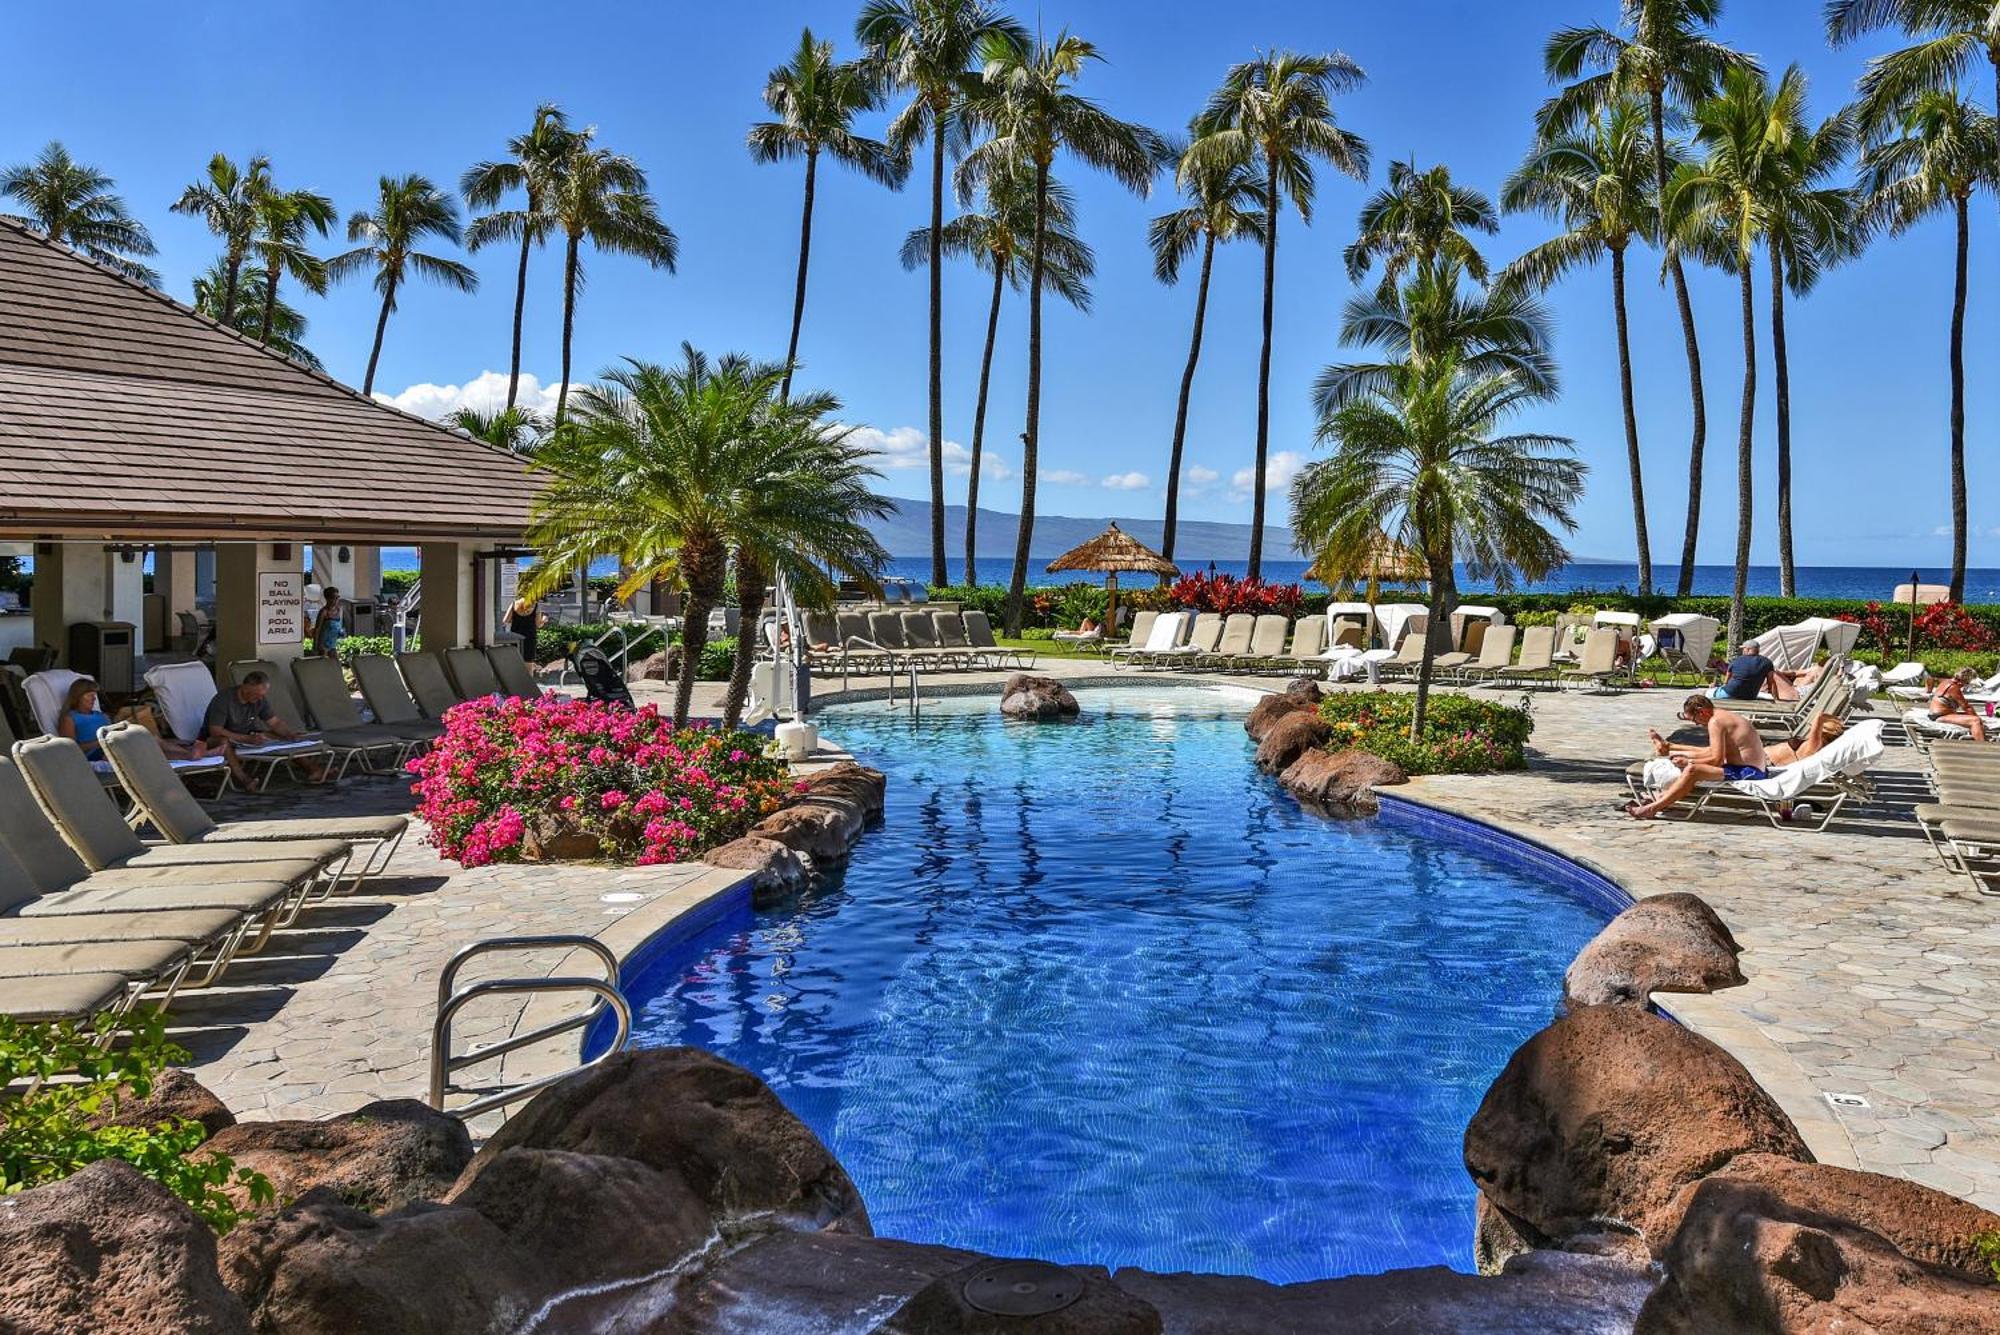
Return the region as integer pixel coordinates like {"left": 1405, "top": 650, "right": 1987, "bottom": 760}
{"left": 1317, "top": 691, "right": 1534, "bottom": 775}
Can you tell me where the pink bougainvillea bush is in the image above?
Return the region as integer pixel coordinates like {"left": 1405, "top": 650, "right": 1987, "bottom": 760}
{"left": 407, "top": 695, "right": 797, "bottom": 867}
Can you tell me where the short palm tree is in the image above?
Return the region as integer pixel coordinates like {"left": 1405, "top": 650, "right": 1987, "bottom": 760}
{"left": 172, "top": 153, "right": 270, "bottom": 324}
{"left": 463, "top": 104, "right": 578, "bottom": 411}
{"left": 859, "top": 0, "right": 1028, "bottom": 588}
{"left": 901, "top": 163, "right": 1093, "bottom": 583}
{"left": 1345, "top": 158, "right": 1498, "bottom": 295}
{"left": 1294, "top": 356, "right": 1582, "bottom": 739}
{"left": 1502, "top": 99, "right": 1672, "bottom": 595}
{"left": 1663, "top": 66, "right": 1797, "bottom": 648}
{"left": 1150, "top": 148, "right": 1265, "bottom": 564}
{"left": 250, "top": 182, "right": 336, "bottom": 348}
{"left": 0, "top": 141, "right": 159, "bottom": 284}
{"left": 192, "top": 261, "right": 320, "bottom": 369}
{"left": 1828, "top": 0, "right": 2000, "bottom": 176}
{"left": 1859, "top": 88, "right": 1999, "bottom": 601}
{"left": 449, "top": 404, "right": 548, "bottom": 453}
{"left": 524, "top": 350, "right": 890, "bottom": 728}
{"left": 546, "top": 142, "right": 680, "bottom": 423}
{"left": 750, "top": 28, "right": 910, "bottom": 401}
{"left": 1542, "top": 1, "right": 1757, "bottom": 595}
{"left": 1183, "top": 51, "right": 1371, "bottom": 578}
{"left": 329, "top": 175, "right": 477, "bottom": 396}
{"left": 960, "top": 30, "right": 1165, "bottom": 633}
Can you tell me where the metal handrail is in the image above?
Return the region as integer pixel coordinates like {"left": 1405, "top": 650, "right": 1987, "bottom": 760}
{"left": 429, "top": 935, "right": 627, "bottom": 1117}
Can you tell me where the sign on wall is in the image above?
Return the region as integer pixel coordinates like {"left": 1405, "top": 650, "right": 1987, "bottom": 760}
{"left": 258, "top": 571, "right": 305, "bottom": 644}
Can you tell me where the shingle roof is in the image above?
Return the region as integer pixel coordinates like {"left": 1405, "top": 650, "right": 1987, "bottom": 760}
{"left": 0, "top": 218, "right": 542, "bottom": 542}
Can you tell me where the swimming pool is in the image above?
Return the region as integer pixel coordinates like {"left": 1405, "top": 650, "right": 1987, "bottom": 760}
{"left": 617, "top": 686, "right": 1618, "bottom": 1282}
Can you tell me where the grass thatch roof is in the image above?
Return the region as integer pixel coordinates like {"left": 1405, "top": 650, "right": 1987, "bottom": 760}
{"left": 1045, "top": 522, "right": 1179, "bottom": 576}
{"left": 1304, "top": 534, "right": 1428, "bottom": 585}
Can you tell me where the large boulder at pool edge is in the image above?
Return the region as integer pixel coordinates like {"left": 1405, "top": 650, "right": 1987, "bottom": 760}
{"left": 1464, "top": 1004, "right": 1811, "bottom": 1249}
{"left": 999, "top": 674, "right": 1080, "bottom": 720}
{"left": 1254, "top": 710, "right": 1332, "bottom": 773}
{"left": 1244, "top": 690, "right": 1317, "bottom": 743}
{"left": 200, "top": 1098, "right": 471, "bottom": 1215}
{"left": 1563, "top": 892, "right": 1746, "bottom": 1008}
{"left": 1278, "top": 748, "right": 1408, "bottom": 809}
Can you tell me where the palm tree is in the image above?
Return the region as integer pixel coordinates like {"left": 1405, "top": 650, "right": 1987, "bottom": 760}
{"left": 960, "top": 31, "right": 1165, "bottom": 633}
{"left": 1829, "top": 0, "right": 2000, "bottom": 198}
{"left": 328, "top": 174, "right": 477, "bottom": 396}
{"left": 1183, "top": 51, "right": 1372, "bottom": 578}
{"left": 448, "top": 404, "right": 548, "bottom": 453}
{"left": 750, "top": 28, "right": 910, "bottom": 401}
{"left": 1542, "top": 1, "right": 1756, "bottom": 596}
{"left": 1150, "top": 149, "right": 1265, "bottom": 564}
{"left": 172, "top": 153, "right": 269, "bottom": 324}
{"left": 249, "top": 182, "right": 336, "bottom": 348}
{"left": 0, "top": 141, "right": 159, "bottom": 284}
{"left": 859, "top": 0, "right": 1028, "bottom": 589}
{"left": 192, "top": 260, "right": 321, "bottom": 369}
{"left": 1294, "top": 356, "right": 1582, "bottom": 740}
{"left": 523, "top": 350, "right": 890, "bottom": 727}
{"left": 463, "top": 104, "right": 578, "bottom": 411}
{"left": 1345, "top": 157, "right": 1498, "bottom": 295}
{"left": 546, "top": 142, "right": 680, "bottom": 423}
{"left": 1859, "top": 88, "right": 1999, "bottom": 601}
{"left": 902, "top": 163, "right": 1093, "bottom": 583}
{"left": 1502, "top": 100, "right": 1673, "bottom": 595}
{"left": 1664, "top": 66, "right": 1796, "bottom": 648}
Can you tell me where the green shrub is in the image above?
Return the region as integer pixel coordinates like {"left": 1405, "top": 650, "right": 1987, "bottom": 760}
{"left": 378, "top": 569, "right": 419, "bottom": 600}
{"left": 1975, "top": 1231, "right": 2000, "bottom": 1283}
{"left": 332, "top": 634, "right": 402, "bottom": 664}
{"left": 697, "top": 636, "right": 736, "bottom": 681}
{"left": 1853, "top": 649, "right": 1991, "bottom": 678}
{"left": 0, "top": 1011, "right": 271, "bottom": 1232}
{"left": 1317, "top": 691, "right": 1535, "bottom": 775}
{"left": 1020, "top": 627, "right": 1057, "bottom": 641}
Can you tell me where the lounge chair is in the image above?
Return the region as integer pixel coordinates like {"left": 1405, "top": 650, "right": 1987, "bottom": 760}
{"left": 901, "top": 611, "right": 963, "bottom": 670}
{"left": 1102, "top": 610, "right": 1160, "bottom": 658}
{"left": 97, "top": 722, "right": 405, "bottom": 892}
{"left": 1432, "top": 621, "right": 1489, "bottom": 677}
{"left": 1490, "top": 625, "right": 1558, "bottom": 687}
{"left": 800, "top": 611, "right": 843, "bottom": 666}
{"left": 867, "top": 612, "right": 927, "bottom": 670}
{"left": 1624, "top": 719, "right": 1884, "bottom": 831}
{"left": 352, "top": 654, "right": 447, "bottom": 743}
{"left": 1375, "top": 619, "right": 1434, "bottom": 682}
{"left": 292, "top": 658, "right": 435, "bottom": 766}
{"left": 34, "top": 665, "right": 233, "bottom": 797}
{"left": 1713, "top": 667, "right": 1848, "bottom": 737}
{"left": 962, "top": 610, "right": 1034, "bottom": 670}
{"left": 443, "top": 647, "right": 505, "bottom": 701}
{"left": 1110, "top": 610, "right": 1190, "bottom": 670}
{"left": 0, "top": 971, "right": 141, "bottom": 1026}
{"left": 831, "top": 611, "right": 892, "bottom": 677}
{"left": 1165, "top": 614, "right": 1223, "bottom": 669}
{"left": 397, "top": 652, "right": 465, "bottom": 720}
{"left": 226, "top": 660, "right": 390, "bottom": 780}
{"left": 486, "top": 644, "right": 546, "bottom": 701}
{"left": 1559, "top": 627, "right": 1624, "bottom": 692}
{"left": 1241, "top": 615, "right": 1292, "bottom": 672}
{"left": 1279, "top": 616, "right": 1327, "bottom": 671}
{"left": 146, "top": 661, "right": 329, "bottom": 792}
{"left": 1456, "top": 625, "right": 1519, "bottom": 683}
{"left": 931, "top": 613, "right": 984, "bottom": 669}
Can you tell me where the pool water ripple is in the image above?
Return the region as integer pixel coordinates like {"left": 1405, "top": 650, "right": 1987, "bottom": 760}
{"left": 619, "top": 687, "right": 1611, "bottom": 1282}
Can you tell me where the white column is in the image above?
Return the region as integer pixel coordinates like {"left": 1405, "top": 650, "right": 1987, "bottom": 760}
{"left": 419, "top": 541, "right": 487, "bottom": 650}
{"left": 214, "top": 541, "right": 307, "bottom": 673}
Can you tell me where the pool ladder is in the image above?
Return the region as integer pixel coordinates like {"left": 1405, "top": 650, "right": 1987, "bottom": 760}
{"left": 428, "top": 935, "right": 632, "bottom": 1119}
{"left": 884, "top": 659, "right": 921, "bottom": 717}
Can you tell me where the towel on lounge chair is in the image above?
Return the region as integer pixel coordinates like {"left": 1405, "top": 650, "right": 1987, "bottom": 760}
{"left": 1904, "top": 707, "right": 1974, "bottom": 741}
{"left": 1640, "top": 719, "right": 1885, "bottom": 804}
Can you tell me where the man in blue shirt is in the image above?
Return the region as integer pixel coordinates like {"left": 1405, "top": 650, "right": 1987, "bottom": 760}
{"left": 1714, "top": 644, "right": 1776, "bottom": 701}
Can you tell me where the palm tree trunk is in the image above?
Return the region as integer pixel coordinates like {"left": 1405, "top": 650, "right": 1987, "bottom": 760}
{"left": 1163, "top": 232, "right": 1217, "bottom": 567}
{"left": 1003, "top": 160, "right": 1050, "bottom": 637}
{"left": 221, "top": 249, "right": 243, "bottom": 326}
{"left": 1949, "top": 192, "right": 1969, "bottom": 602}
{"left": 926, "top": 122, "right": 949, "bottom": 589}
{"left": 361, "top": 275, "right": 395, "bottom": 397}
{"left": 1653, "top": 90, "right": 1709, "bottom": 598}
{"left": 966, "top": 265, "right": 1003, "bottom": 587}
{"left": 674, "top": 593, "right": 712, "bottom": 730}
{"left": 1249, "top": 162, "right": 1279, "bottom": 580}
{"left": 1769, "top": 244, "right": 1795, "bottom": 598}
{"left": 722, "top": 555, "right": 768, "bottom": 730}
{"left": 506, "top": 217, "right": 532, "bottom": 410}
{"left": 556, "top": 235, "right": 580, "bottom": 425}
{"left": 1727, "top": 255, "right": 1756, "bottom": 651}
{"left": 259, "top": 262, "right": 281, "bottom": 345}
{"left": 1409, "top": 567, "right": 1447, "bottom": 742}
{"left": 781, "top": 151, "right": 818, "bottom": 403}
{"left": 1610, "top": 246, "right": 1652, "bottom": 597}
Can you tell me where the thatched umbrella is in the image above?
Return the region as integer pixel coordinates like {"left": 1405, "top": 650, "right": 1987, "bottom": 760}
{"left": 1306, "top": 534, "right": 1430, "bottom": 646}
{"left": 1045, "top": 522, "right": 1178, "bottom": 633}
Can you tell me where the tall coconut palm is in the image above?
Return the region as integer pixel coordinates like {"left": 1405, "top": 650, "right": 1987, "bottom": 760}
{"left": 1183, "top": 51, "right": 1371, "bottom": 578}
{"left": 1542, "top": 1, "right": 1757, "bottom": 595}
{"left": 1664, "top": 66, "right": 1797, "bottom": 648}
{"left": 1345, "top": 158, "right": 1498, "bottom": 296}
{"left": 249, "top": 182, "right": 336, "bottom": 348}
{"left": 172, "top": 153, "right": 270, "bottom": 324}
{"left": 901, "top": 163, "right": 1093, "bottom": 583}
{"left": 960, "top": 31, "right": 1165, "bottom": 633}
{"left": 859, "top": 0, "right": 1028, "bottom": 588}
{"left": 523, "top": 350, "right": 890, "bottom": 728}
{"left": 0, "top": 141, "right": 159, "bottom": 284}
{"left": 463, "top": 104, "right": 578, "bottom": 411}
{"left": 328, "top": 175, "right": 477, "bottom": 396}
{"left": 1859, "top": 89, "right": 1999, "bottom": 601}
{"left": 1294, "top": 356, "right": 1581, "bottom": 740}
{"left": 546, "top": 143, "right": 679, "bottom": 423}
{"left": 1829, "top": 0, "right": 2000, "bottom": 197}
{"left": 750, "top": 28, "right": 910, "bottom": 401}
{"left": 1502, "top": 100, "right": 1673, "bottom": 595}
{"left": 192, "top": 261, "right": 320, "bottom": 369}
{"left": 1150, "top": 149, "right": 1265, "bottom": 564}
{"left": 448, "top": 404, "right": 548, "bottom": 453}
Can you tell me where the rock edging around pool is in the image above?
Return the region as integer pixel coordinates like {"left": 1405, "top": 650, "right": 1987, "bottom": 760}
{"left": 1245, "top": 678, "right": 1413, "bottom": 811}
{"left": 698, "top": 759, "right": 885, "bottom": 902}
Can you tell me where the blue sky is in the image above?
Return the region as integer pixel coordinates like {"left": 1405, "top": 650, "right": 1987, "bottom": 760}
{"left": 8, "top": 1, "right": 1993, "bottom": 564}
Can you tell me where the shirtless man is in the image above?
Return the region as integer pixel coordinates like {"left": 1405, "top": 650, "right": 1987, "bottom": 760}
{"left": 1625, "top": 693, "right": 1770, "bottom": 820}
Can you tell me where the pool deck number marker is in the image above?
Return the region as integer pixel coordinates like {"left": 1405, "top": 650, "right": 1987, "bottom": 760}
{"left": 963, "top": 1261, "right": 1084, "bottom": 1316}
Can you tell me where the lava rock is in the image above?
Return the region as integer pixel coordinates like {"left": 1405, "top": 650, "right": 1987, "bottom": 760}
{"left": 878, "top": 1258, "right": 1162, "bottom": 1333}
{"left": 1278, "top": 748, "right": 1408, "bottom": 810}
{"left": 1281, "top": 677, "right": 1323, "bottom": 704}
{"left": 1463, "top": 1004, "right": 1811, "bottom": 1249}
{"left": 0, "top": 1160, "right": 250, "bottom": 1335}
{"left": 636, "top": 650, "right": 672, "bottom": 681}
{"left": 999, "top": 674, "right": 1080, "bottom": 720}
{"left": 201, "top": 1099, "right": 471, "bottom": 1215}
{"left": 453, "top": 1047, "right": 870, "bottom": 1235}
{"left": 752, "top": 803, "right": 855, "bottom": 865}
{"left": 1253, "top": 710, "right": 1332, "bottom": 773}
{"left": 1243, "top": 692, "right": 1316, "bottom": 743}
{"left": 1564, "top": 893, "right": 1745, "bottom": 1008}
{"left": 801, "top": 761, "right": 886, "bottom": 818}
{"left": 92, "top": 1068, "right": 236, "bottom": 1138}
{"left": 703, "top": 834, "right": 813, "bottom": 903}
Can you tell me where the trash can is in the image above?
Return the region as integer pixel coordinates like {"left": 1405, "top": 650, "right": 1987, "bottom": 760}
{"left": 68, "top": 620, "right": 136, "bottom": 694}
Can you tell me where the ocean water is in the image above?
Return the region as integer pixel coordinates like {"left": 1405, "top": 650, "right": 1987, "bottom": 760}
{"left": 615, "top": 687, "right": 1614, "bottom": 1282}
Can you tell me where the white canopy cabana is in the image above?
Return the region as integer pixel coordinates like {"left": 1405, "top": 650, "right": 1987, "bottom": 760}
{"left": 1747, "top": 617, "right": 1861, "bottom": 672}
{"left": 1651, "top": 613, "right": 1721, "bottom": 674}
{"left": 1373, "top": 602, "right": 1429, "bottom": 651}
{"left": 1593, "top": 610, "right": 1642, "bottom": 629}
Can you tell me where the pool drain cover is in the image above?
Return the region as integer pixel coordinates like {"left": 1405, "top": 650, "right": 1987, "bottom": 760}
{"left": 962, "top": 1261, "right": 1083, "bottom": 1316}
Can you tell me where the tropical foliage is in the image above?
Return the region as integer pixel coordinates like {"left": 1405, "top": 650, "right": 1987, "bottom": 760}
{"left": 1166, "top": 571, "right": 1304, "bottom": 618}
{"left": 192, "top": 261, "right": 322, "bottom": 368}
{"left": 1, "top": 141, "right": 158, "bottom": 284}
{"left": 1316, "top": 691, "right": 1535, "bottom": 775}
{"left": 463, "top": 103, "right": 578, "bottom": 412}
{"left": 329, "top": 174, "right": 475, "bottom": 395}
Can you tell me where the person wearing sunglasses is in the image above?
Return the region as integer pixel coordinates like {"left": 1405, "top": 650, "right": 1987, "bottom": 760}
{"left": 1625, "top": 693, "right": 1771, "bottom": 820}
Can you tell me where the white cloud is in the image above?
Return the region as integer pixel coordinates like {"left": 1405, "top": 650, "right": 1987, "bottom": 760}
{"left": 843, "top": 424, "right": 1014, "bottom": 481}
{"left": 1229, "top": 450, "right": 1305, "bottom": 500}
{"left": 1186, "top": 465, "right": 1220, "bottom": 485}
{"left": 375, "top": 370, "right": 565, "bottom": 420}
{"left": 1044, "top": 469, "right": 1090, "bottom": 485}
{"left": 1102, "top": 471, "right": 1151, "bottom": 491}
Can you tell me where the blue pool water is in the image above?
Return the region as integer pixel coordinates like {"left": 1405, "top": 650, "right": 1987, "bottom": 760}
{"left": 617, "top": 687, "right": 1617, "bottom": 1282}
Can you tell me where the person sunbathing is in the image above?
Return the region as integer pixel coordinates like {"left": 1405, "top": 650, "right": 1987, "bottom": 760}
{"left": 1626, "top": 694, "right": 1772, "bottom": 820}
{"left": 1766, "top": 711, "right": 1845, "bottom": 767}
{"left": 57, "top": 678, "right": 211, "bottom": 764}
{"left": 1928, "top": 667, "right": 1988, "bottom": 742}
